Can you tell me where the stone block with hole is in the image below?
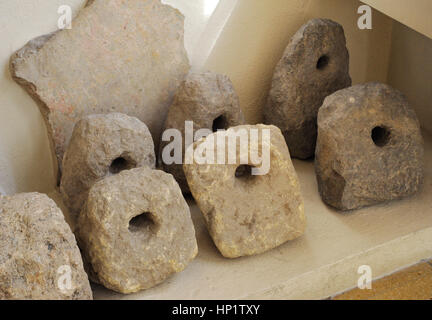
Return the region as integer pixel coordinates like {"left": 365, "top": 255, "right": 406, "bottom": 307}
{"left": 10, "top": 0, "right": 190, "bottom": 174}
{"left": 315, "top": 82, "right": 424, "bottom": 211}
{"left": 0, "top": 193, "right": 92, "bottom": 300}
{"left": 160, "top": 71, "right": 245, "bottom": 193}
{"left": 60, "top": 113, "right": 156, "bottom": 218}
{"left": 265, "top": 18, "right": 351, "bottom": 159}
{"left": 76, "top": 167, "right": 198, "bottom": 294}
{"left": 183, "top": 124, "right": 306, "bottom": 258}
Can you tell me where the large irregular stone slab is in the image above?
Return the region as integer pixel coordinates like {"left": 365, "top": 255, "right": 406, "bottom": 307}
{"left": 77, "top": 167, "right": 198, "bottom": 294}
{"left": 0, "top": 193, "right": 92, "bottom": 300}
{"left": 60, "top": 113, "right": 155, "bottom": 217}
{"left": 265, "top": 18, "right": 351, "bottom": 159}
{"left": 315, "top": 82, "right": 424, "bottom": 211}
{"left": 160, "top": 71, "right": 245, "bottom": 193}
{"left": 10, "top": 0, "right": 190, "bottom": 178}
{"left": 183, "top": 125, "right": 305, "bottom": 258}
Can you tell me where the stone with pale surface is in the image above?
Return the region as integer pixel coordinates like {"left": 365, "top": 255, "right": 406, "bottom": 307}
{"left": 183, "top": 125, "right": 306, "bottom": 258}
{"left": 77, "top": 167, "right": 198, "bottom": 294}
{"left": 10, "top": 0, "right": 190, "bottom": 177}
{"left": 0, "top": 193, "right": 92, "bottom": 300}
{"left": 60, "top": 113, "right": 155, "bottom": 217}
{"left": 160, "top": 71, "right": 245, "bottom": 193}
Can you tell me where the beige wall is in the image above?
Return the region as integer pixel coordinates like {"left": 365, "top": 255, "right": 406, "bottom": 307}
{"left": 362, "top": 0, "right": 432, "bottom": 39}
{"left": 362, "top": 0, "right": 432, "bottom": 133}
{"left": 0, "top": 0, "right": 86, "bottom": 195}
{"left": 204, "top": 0, "right": 394, "bottom": 124}
{"left": 387, "top": 21, "right": 432, "bottom": 134}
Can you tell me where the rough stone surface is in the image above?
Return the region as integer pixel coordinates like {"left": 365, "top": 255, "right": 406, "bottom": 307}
{"left": 183, "top": 125, "right": 306, "bottom": 258}
{"left": 265, "top": 18, "right": 351, "bottom": 159}
{"left": 77, "top": 167, "right": 198, "bottom": 294}
{"left": 315, "top": 82, "right": 424, "bottom": 211}
{"left": 10, "top": 0, "right": 190, "bottom": 177}
{"left": 0, "top": 193, "right": 92, "bottom": 300}
{"left": 60, "top": 113, "right": 156, "bottom": 217}
{"left": 160, "top": 72, "right": 245, "bottom": 193}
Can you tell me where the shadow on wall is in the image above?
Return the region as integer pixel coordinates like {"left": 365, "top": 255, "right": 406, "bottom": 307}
{"left": 387, "top": 21, "right": 432, "bottom": 135}
{"left": 0, "top": 58, "right": 57, "bottom": 195}
{"left": 163, "top": 0, "right": 239, "bottom": 69}
{"left": 203, "top": 0, "right": 395, "bottom": 125}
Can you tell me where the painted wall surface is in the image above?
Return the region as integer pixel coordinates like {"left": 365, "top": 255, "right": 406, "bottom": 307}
{"left": 0, "top": 0, "right": 430, "bottom": 195}
{"left": 362, "top": 0, "right": 432, "bottom": 39}
{"left": 0, "top": 0, "right": 86, "bottom": 195}
{"left": 387, "top": 21, "right": 432, "bottom": 134}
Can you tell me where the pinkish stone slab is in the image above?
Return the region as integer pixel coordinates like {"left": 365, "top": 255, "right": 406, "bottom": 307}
{"left": 10, "top": 0, "right": 190, "bottom": 179}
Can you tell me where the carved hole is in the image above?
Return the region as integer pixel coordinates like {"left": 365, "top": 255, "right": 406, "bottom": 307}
{"left": 317, "top": 55, "right": 330, "bottom": 70}
{"left": 109, "top": 157, "right": 134, "bottom": 174}
{"left": 128, "top": 212, "right": 158, "bottom": 234}
{"left": 371, "top": 126, "right": 391, "bottom": 147}
{"left": 212, "top": 115, "right": 228, "bottom": 132}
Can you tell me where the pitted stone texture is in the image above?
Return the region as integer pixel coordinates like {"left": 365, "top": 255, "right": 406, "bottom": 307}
{"left": 160, "top": 72, "right": 245, "bottom": 193}
{"left": 0, "top": 193, "right": 92, "bottom": 300}
{"left": 183, "top": 125, "right": 305, "bottom": 258}
{"left": 10, "top": 0, "right": 190, "bottom": 177}
{"left": 60, "top": 113, "right": 156, "bottom": 217}
{"left": 77, "top": 167, "right": 198, "bottom": 294}
{"left": 265, "top": 18, "right": 351, "bottom": 159}
{"left": 315, "top": 83, "right": 424, "bottom": 211}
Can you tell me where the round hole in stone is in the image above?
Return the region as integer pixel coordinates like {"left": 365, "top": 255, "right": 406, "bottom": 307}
{"left": 212, "top": 115, "right": 228, "bottom": 132}
{"left": 109, "top": 157, "right": 133, "bottom": 174}
{"left": 235, "top": 165, "right": 255, "bottom": 181}
{"left": 371, "top": 126, "right": 391, "bottom": 147}
{"left": 128, "top": 212, "right": 158, "bottom": 234}
{"left": 316, "top": 55, "right": 330, "bottom": 70}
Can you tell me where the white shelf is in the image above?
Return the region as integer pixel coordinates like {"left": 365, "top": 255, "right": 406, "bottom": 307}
{"left": 89, "top": 131, "right": 432, "bottom": 300}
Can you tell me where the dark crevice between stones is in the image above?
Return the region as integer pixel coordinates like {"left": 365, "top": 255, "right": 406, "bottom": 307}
{"left": 371, "top": 126, "right": 391, "bottom": 147}
{"left": 212, "top": 115, "right": 228, "bottom": 132}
